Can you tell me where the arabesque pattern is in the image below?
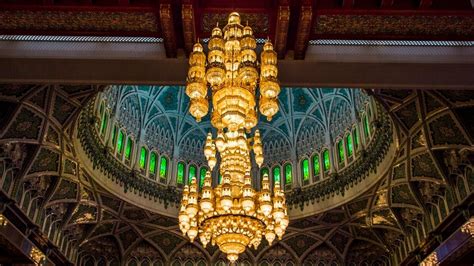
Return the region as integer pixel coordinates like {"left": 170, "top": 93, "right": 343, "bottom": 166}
{"left": 0, "top": 86, "right": 473, "bottom": 265}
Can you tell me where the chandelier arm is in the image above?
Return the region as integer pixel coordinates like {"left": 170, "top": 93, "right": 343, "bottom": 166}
{"left": 181, "top": 12, "right": 287, "bottom": 263}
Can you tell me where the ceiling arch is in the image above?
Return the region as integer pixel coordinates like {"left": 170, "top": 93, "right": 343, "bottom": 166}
{"left": 0, "top": 85, "right": 473, "bottom": 266}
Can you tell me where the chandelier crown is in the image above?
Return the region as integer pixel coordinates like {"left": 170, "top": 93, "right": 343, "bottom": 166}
{"left": 181, "top": 12, "right": 288, "bottom": 263}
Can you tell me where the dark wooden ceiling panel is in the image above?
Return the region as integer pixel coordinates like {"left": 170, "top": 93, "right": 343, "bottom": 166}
{"left": 0, "top": 0, "right": 472, "bottom": 58}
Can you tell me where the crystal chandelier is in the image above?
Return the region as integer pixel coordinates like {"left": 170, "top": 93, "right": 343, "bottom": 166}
{"left": 179, "top": 12, "right": 288, "bottom": 263}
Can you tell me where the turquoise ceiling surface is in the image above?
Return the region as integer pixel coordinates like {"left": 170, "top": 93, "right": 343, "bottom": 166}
{"left": 99, "top": 85, "right": 370, "bottom": 164}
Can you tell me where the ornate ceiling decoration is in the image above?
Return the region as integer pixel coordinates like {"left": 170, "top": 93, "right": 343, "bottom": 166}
{"left": 1, "top": 0, "right": 472, "bottom": 59}
{"left": 95, "top": 86, "right": 371, "bottom": 166}
{"left": 0, "top": 85, "right": 473, "bottom": 266}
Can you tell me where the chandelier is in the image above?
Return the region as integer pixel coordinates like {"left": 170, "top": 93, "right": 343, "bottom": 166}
{"left": 179, "top": 12, "right": 288, "bottom": 263}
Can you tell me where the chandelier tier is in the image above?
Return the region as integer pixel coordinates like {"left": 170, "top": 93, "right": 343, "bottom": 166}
{"left": 179, "top": 12, "right": 288, "bottom": 263}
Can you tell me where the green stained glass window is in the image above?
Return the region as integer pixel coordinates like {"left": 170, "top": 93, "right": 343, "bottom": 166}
{"left": 139, "top": 147, "right": 147, "bottom": 169}
{"left": 117, "top": 130, "right": 124, "bottom": 154}
{"left": 337, "top": 140, "right": 344, "bottom": 163}
{"left": 272, "top": 167, "right": 281, "bottom": 183}
{"left": 100, "top": 112, "right": 108, "bottom": 135}
{"left": 313, "top": 155, "right": 320, "bottom": 176}
{"left": 261, "top": 167, "right": 269, "bottom": 178}
{"left": 363, "top": 115, "right": 371, "bottom": 138}
{"left": 284, "top": 164, "right": 292, "bottom": 185}
{"left": 125, "top": 137, "right": 133, "bottom": 160}
{"left": 218, "top": 173, "right": 222, "bottom": 184}
{"left": 302, "top": 159, "right": 310, "bottom": 182}
{"left": 149, "top": 152, "right": 157, "bottom": 174}
{"left": 177, "top": 162, "right": 185, "bottom": 184}
{"left": 323, "top": 149, "right": 330, "bottom": 171}
{"left": 346, "top": 134, "right": 353, "bottom": 157}
{"left": 200, "top": 168, "right": 207, "bottom": 188}
{"left": 353, "top": 128, "right": 359, "bottom": 149}
{"left": 111, "top": 125, "right": 117, "bottom": 145}
{"left": 99, "top": 102, "right": 104, "bottom": 117}
{"left": 188, "top": 165, "right": 197, "bottom": 183}
{"left": 160, "top": 157, "right": 168, "bottom": 179}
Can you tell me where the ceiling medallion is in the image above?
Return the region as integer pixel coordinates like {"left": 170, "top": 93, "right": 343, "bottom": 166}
{"left": 179, "top": 12, "right": 288, "bottom": 263}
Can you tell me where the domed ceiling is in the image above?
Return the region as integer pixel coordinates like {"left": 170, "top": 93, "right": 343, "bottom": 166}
{"left": 97, "top": 85, "right": 371, "bottom": 165}
{"left": 0, "top": 85, "right": 473, "bottom": 266}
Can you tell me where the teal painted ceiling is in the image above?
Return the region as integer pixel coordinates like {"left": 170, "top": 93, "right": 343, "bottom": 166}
{"left": 100, "top": 85, "right": 370, "bottom": 164}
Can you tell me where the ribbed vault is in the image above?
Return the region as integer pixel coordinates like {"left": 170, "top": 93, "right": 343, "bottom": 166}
{"left": 0, "top": 85, "right": 473, "bottom": 266}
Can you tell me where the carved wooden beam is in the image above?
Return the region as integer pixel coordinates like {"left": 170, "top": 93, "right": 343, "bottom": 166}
{"left": 159, "top": 3, "right": 177, "bottom": 58}
{"left": 294, "top": 1, "right": 312, "bottom": 60}
{"left": 182, "top": 0, "right": 196, "bottom": 56}
{"left": 274, "top": 0, "right": 290, "bottom": 59}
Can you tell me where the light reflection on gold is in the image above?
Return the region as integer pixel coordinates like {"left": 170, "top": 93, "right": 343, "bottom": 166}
{"left": 181, "top": 12, "right": 287, "bottom": 263}
{"left": 420, "top": 251, "right": 438, "bottom": 266}
{"left": 30, "top": 247, "right": 45, "bottom": 265}
{"left": 461, "top": 217, "right": 474, "bottom": 237}
{"left": 0, "top": 214, "right": 7, "bottom": 226}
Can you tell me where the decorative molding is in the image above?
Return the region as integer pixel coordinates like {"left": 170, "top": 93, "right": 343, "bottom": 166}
{"left": 420, "top": 251, "right": 439, "bottom": 266}
{"left": 77, "top": 103, "right": 180, "bottom": 206}
{"left": 0, "top": 35, "right": 163, "bottom": 43}
{"left": 182, "top": 1, "right": 196, "bottom": 55}
{"left": 294, "top": 2, "right": 312, "bottom": 60}
{"left": 461, "top": 217, "right": 474, "bottom": 237}
{"left": 314, "top": 14, "right": 474, "bottom": 38}
{"left": 201, "top": 13, "right": 269, "bottom": 35}
{"left": 0, "top": 10, "right": 158, "bottom": 33}
{"left": 274, "top": 0, "right": 290, "bottom": 59}
{"left": 287, "top": 105, "right": 393, "bottom": 207}
{"left": 159, "top": 3, "right": 177, "bottom": 58}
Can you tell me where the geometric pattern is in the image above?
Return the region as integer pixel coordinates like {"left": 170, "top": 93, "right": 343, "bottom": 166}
{"left": 0, "top": 86, "right": 473, "bottom": 266}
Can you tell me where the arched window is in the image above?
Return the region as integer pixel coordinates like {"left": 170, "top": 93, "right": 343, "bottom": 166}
{"left": 199, "top": 167, "right": 207, "bottom": 188}
{"left": 188, "top": 165, "right": 197, "bottom": 184}
{"left": 323, "top": 149, "right": 330, "bottom": 172}
{"left": 176, "top": 162, "right": 185, "bottom": 186}
{"left": 284, "top": 163, "right": 292, "bottom": 188}
{"left": 153, "top": 260, "right": 164, "bottom": 266}
{"left": 125, "top": 137, "right": 133, "bottom": 161}
{"left": 139, "top": 147, "right": 148, "bottom": 170}
{"left": 159, "top": 156, "right": 168, "bottom": 181}
{"left": 100, "top": 111, "right": 108, "bottom": 136}
{"left": 111, "top": 124, "right": 118, "bottom": 146}
{"left": 98, "top": 101, "right": 104, "bottom": 117}
{"left": 117, "top": 130, "right": 125, "bottom": 154}
{"left": 363, "top": 114, "right": 370, "bottom": 138}
{"left": 84, "top": 256, "right": 95, "bottom": 266}
{"left": 272, "top": 166, "right": 281, "bottom": 183}
{"left": 337, "top": 140, "right": 344, "bottom": 165}
{"left": 98, "top": 102, "right": 105, "bottom": 130}
{"left": 301, "top": 159, "right": 310, "bottom": 185}
{"left": 346, "top": 134, "right": 353, "bottom": 157}
{"left": 128, "top": 259, "right": 137, "bottom": 266}
{"left": 141, "top": 259, "right": 150, "bottom": 266}
{"left": 149, "top": 152, "right": 158, "bottom": 176}
{"left": 353, "top": 127, "right": 359, "bottom": 150}
{"left": 312, "top": 154, "right": 320, "bottom": 181}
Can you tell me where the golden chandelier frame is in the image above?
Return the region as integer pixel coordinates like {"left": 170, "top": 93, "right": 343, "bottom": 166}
{"left": 179, "top": 12, "right": 288, "bottom": 263}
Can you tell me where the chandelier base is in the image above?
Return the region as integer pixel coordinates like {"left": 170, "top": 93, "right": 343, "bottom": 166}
{"left": 181, "top": 11, "right": 288, "bottom": 263}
